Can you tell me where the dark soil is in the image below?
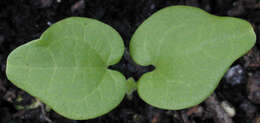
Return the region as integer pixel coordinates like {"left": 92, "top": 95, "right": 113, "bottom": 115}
{"left": 1, "top": 0, "right": 260, "bottom": 123}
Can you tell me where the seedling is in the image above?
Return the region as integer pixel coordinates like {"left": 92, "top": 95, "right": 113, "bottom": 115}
{"left": 6, "top": 6, "right": 256, "bottom": 120}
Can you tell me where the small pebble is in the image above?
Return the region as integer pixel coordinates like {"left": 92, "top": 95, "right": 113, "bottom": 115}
{"left": 239, "top": 100, "right": 257, "bottom": 118}
{"left": 71, "top": 0, "right": 85, "bottom": 13}
{"left": 224, "top": 65, "right": 245, "bottom": 86}
{"left": 243, "top": 47, "right": 260, "bottom": 68}
{"left": 150, "top": 4, "right": 155, "bottom": 10}
{"left": 186, "top": 106, "right": 204, "bottom": 117}
{"left": 221, "top": 101, "right": 236, "bottom": 117}
{"left": 133, "top": 114, "right": 144, "bottom": 123}
{"left": 247, "top": 72, "right": 260, "bottom": 104}
{"left": 47, "top": 21, "right": 52, "bottom": 26}
{"left": 254, "top": 115, "right": 260, "bottom": 123}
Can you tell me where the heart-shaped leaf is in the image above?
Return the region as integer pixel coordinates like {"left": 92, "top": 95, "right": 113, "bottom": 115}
{"left": 6, "top": 17, "right": 126, "bottom": 120}
{"left": 130, "top": 6, "right": 256, "bottom": 109}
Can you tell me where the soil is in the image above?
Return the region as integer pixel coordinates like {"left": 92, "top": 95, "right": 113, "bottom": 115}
{"left": 1, "top": 0, "right": 260, "bottom": 123}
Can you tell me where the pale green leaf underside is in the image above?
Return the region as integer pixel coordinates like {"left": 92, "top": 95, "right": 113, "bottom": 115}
{"left": 126, "top": 77, "right": 137, "bottom": 96}
{"left": 6, "top": 17, "right": 126, "bottom": 120}
{"left": 130, "top": 6, "right": 256, "bottom": 110}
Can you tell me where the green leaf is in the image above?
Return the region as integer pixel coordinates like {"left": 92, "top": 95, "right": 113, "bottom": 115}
{"left": 126, "top": 77, "right": 137, "bottom": 96}
{"left": 130, "top": 6, "right": 256, "bottom": 110}
{"left": 6, "top": 17, "right": 126, "bottom": 120}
